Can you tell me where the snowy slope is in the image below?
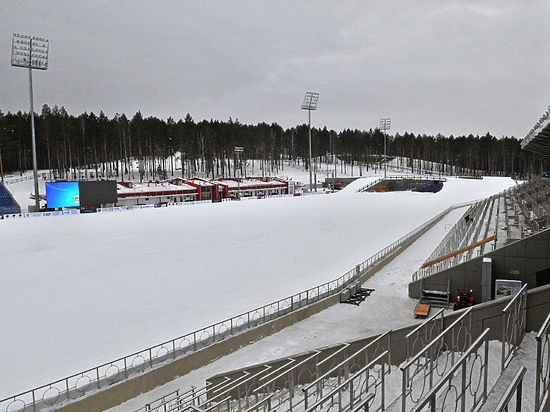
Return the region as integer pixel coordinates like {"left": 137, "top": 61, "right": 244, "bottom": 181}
{"left": 0, "top": 173, "right": 516, "bottom": 398}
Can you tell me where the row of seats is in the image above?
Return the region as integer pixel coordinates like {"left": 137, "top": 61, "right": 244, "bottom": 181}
{"left": 414, "top": 178, "right": 550, "bottom": 282}
{"left": 0, "top": 182, "right": 21, "bottom": 214}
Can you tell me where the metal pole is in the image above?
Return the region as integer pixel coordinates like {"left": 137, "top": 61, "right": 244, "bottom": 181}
{"left": 28, "top": 64, "right": 40, "bottom": 211}
{"left": 308, "top": 109, "right": 313, "bottom": 192}
{"left": 384, "top": 131, "right": 387, "bottom": 179}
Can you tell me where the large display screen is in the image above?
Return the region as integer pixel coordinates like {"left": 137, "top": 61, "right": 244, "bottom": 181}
{"left": 46, "top": 182, "right": 81, "bottom": 208}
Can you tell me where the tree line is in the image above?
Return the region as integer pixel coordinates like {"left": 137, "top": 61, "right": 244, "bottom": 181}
{"left": 0, "top": 105, "right": 547, "bottom": 181}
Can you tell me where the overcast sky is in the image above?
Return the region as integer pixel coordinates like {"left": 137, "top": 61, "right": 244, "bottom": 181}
{"left": 1, "top": 1, "right": 549, "bottom": 138}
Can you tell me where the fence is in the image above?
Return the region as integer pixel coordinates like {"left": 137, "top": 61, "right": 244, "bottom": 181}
{"left": 501, "top": 284, "right": 527, "bottom": 371}
{"left": 411, "top": 328, "right": 490, "bottom": 412}
{"left": 301, "top": 331, "right": 392, "bottom": 410}
{"left": 400, "top": 307, "right": 473, "bottom": 411}
{"left": 496, "top": 367, "right": 527, "bottom": 412}
{"left": 535, "top": 312, "right": 550, "bottom": 411}
{"left": 0, "top": 201, "right": 458, "bottom": 412}
{"left": 304, "top": 351, "right": 389, "bottom": 412}
{"left": 405, "top": 309, "right": 445, "bottom": 361}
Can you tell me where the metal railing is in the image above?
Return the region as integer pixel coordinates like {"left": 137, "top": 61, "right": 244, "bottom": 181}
{"left": 302, "top": 331, "right": 392, "bottom": 410}
{"left": 535, "top": 312, "right": 550, "bottom": 411}
{"left": 405, "top": 308, "right": 445, "bottom": 361}
{"left": 412, "top": 328, "right": 490, "bottom": 412}
{"left": 496, "top": 367, "right": 527, "bottom": 412}
{"left": 501, "top": 284, "right": 528, "bottom": 371}
{"left": 0, "top": 202, "right": 457, "bottom": 412}
{"left": 400, "top": 307, "right": 473, "bottom": 411}
{"left": 305, "top": 351, "right": 389, "bottom": 412}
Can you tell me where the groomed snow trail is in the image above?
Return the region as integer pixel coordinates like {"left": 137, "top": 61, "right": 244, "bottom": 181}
{"left": 0, "top": 175, "right": 515, "bottom": 398}
{"left": 107, "top": 205, "right": 468, "bottom": 411}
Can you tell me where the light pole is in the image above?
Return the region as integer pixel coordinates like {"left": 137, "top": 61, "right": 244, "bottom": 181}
{"left": 380, "top": 118, "right": 391, "bottom": 179}
{"left": 11, "top": 33, "right": 49, "bottom": 211}
{"left": 301, "top": 92, "right": 319, "bottom": 192}
{"left": 235, "top": 146, "right": 243, "bottom": 199}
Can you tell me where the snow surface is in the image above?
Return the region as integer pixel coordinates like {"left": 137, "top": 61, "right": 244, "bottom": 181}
{"left": 0, "top": 167, "right": 515, "bottom": 399}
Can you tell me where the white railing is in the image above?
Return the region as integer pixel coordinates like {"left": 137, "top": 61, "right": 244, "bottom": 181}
{"left": 501, "top": 284, "right": 528, "bottom": 371}
{"left": 412, "top": 328, "right": 490, "bottom": 412}
{"left": 400, "top": 307, "right": 473, "bottom": 411}
{"left": 405, "top": 309, "right": 445, "bottom": 361}
{"left": 305, "top": 351, "right": 389, "bottom": 412}
{"left": 496, "top": 367, "right": 527, "bottom": 412}
{"left": 535, "top": 312, "right": 550, "bottom": 411}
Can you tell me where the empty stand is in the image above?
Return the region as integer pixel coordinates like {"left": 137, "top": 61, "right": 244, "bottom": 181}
{"left": 0, "top": 182, "right": 21, "bottom": 215}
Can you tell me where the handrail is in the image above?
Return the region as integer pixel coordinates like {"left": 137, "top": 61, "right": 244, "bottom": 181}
{"left": 402, "top": 307, "right": 473, "bottom": 370}
{"left": 0, "top": 200, "right": 458, "bottom": 412}
{"left": 405, "top": 308, "right": 445, "bottom": 340}
{"left": 303, "top": 330, "right": 391, "bottom": 392}
{"left": 501, "top": 284, "right": 528, "bottom": 371}
{"left": 536, "top": 312, "right": 550, "bottom": 411}
{"left": 256, "top": 359, "right": 294, "bottom": 383}
{"left": 305, "top": 350, "right": 388, "bottom": 412}
{"left": 401, "top": 307, "right": 473, "bottom": 411}
{"left": 316, "top": 343, "right": 349, "bottom": 367}
{"left": 253, "top": 352, "right": 319, "bottom": 393}
{"left": 412, "top": 328, "right": 490, "bottom": 411}
{"left": 495, "top": 367, "right": 527, "bottom": 412}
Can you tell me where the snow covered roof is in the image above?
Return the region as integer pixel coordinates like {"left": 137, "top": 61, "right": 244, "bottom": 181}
{"left": 117, "top": 182, "right": 196, "bottom": 194}
{"left": 187, "top": 179, "right": 215, "bottom": 187}
{"left": 212, "top": 179, "right": 286, "bottom": 189}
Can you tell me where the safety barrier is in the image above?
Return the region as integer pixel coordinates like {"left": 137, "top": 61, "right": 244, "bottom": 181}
{"left": 501, "top": 284, "right": 527, "bottom": 371}
{"left": 405, "top": 308, "right": 445, "bottom": 361}
{"left": 400, "top": 307, "right": 473, "bottom": 411}
{"left": 412, "top": 328, "right": 490, "bottom": 412}
{"left": 496, "top": 367, "right": 527, "bottom": 412}
{"left": 535, "top": 312, "right": 550, "bottom": 411}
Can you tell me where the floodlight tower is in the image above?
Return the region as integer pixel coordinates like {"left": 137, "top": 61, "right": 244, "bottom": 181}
{"left": 301, "top": 92, "right": 319, "bottom": 192}
{"left": 380, "top": 118, "right": 391, "bottom": 179}
{"left": 235, "top": 146, "right": 244, "bottom": 199}
{"left": 11, "top": 33, "right": 49, "bottom": 211}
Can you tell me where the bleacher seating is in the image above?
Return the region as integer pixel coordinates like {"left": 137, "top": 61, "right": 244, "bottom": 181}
{"left": 413, "top": 178, "right": 550, "bottom": 282}
{"left": 0, "top": 182, "right": 21, "bottom": 215}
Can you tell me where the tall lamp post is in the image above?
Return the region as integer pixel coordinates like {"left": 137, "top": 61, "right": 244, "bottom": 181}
{"left": 11, "top": 33, "right": 49, "bottom": 211}
{"left": 380, "top": 118, "right": 391, "bottom": 179}
{"left": 234, "top": 146, "right": 243, "bottom": 199}
{"left": 301, "top": 92, "right": 319, "bottom": 192}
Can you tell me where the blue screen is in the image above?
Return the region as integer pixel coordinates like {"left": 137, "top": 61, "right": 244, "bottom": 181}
{"left": 46, "top": 182, "right": 81, "bottom": 208}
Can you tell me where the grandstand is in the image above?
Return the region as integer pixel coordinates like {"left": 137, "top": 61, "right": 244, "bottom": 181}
{"left": 0, "top": 182, "right": 21, "bottom": 215}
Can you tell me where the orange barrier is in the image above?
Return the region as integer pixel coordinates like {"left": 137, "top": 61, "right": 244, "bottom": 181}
{"left": 420, "top": 235, "right": 497, "bottom": 269}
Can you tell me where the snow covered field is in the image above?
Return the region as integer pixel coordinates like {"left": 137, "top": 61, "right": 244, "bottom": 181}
{"left": 0, "top": 168, "right": 516, "bottom": 399}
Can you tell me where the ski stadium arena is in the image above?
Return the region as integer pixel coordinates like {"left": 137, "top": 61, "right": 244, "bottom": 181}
{"left": 2, "top": 111, "right": 550, "bottom": 411}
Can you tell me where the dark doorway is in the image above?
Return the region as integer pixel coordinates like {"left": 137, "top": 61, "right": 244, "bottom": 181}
{"left": 536, "top": 267, "right": 550, "bottom": 287}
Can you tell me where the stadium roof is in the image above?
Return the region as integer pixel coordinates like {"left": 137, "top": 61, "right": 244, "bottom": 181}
{"left": 521, "top": 107, "right": 550, "bottom": 155}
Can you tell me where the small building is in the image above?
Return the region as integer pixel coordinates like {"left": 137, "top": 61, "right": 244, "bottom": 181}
{"left": 212, "top": 177, "right": 290, "bottom": 198}
{"left": 116, "top": 181, "right": 198, "bottom": 206}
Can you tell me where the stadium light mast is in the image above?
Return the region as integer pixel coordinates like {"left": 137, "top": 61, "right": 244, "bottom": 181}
{"left": 11, "top": 33, "right": 49, "bottom": 211}
{"left": 301, "top": 92, "right": 319, "bottom": 192}
{"left": 380, "top": 118, "right": 391, "bottom": 179}
{"left": 235, "top": 146, "right": 243, "bottom": 199}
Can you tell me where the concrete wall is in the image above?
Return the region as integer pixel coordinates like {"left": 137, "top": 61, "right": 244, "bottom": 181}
{"left": 409, "top": 228, "right": 550, "bottom": 301}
